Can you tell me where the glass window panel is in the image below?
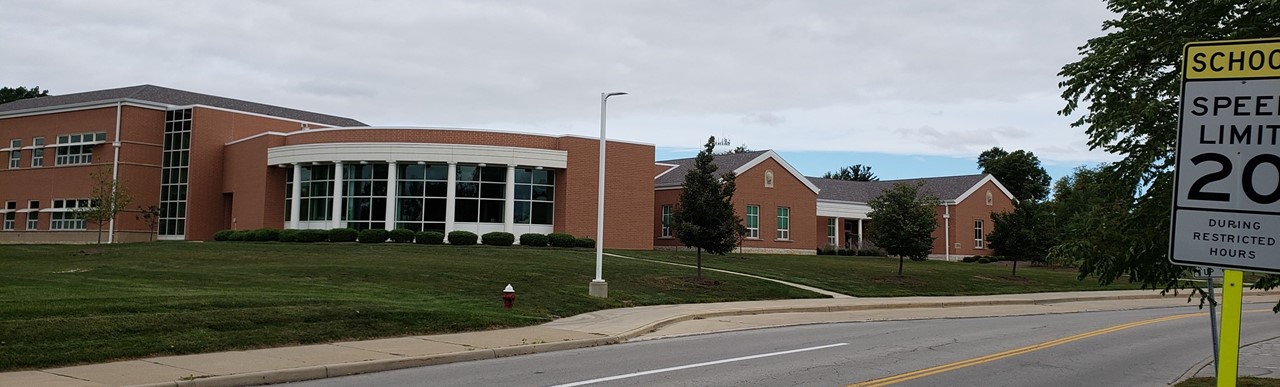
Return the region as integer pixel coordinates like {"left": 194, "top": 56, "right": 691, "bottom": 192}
{"left": 423, "top": 223, "right": 446, "bottom": 232}
{"left": 398, "top": 198, "right": 423, "bottom": 221}
{"left": 480, "top": 183, "right": 505, "bottom": 199}
{"left": 532, "top": 202, "right": 554, "bottom": 225}
{"left": 516, "top": 168, "right": 532, "bottom": 184}
{"left": 424, "top": 198, "right": 446, "bottom": 221}
{"left": 479, "top": 200, "right": 503, "bottom": 223}
{"left": 371, "top": 181, "right": 387, "bottom": 196}
{"left": 372, "top": 164, "right": 388, "bottom": 179}
{"left": 514, "top": 201, "right": 531, "bottom": 224}
{"left": 515, "top": 184, "right": 532, "bottom": 200}
{"left": 533, "top": 170, "right": 553, "bottom": 185}
{"left": 400, "top": 164, "right": 425, "bottom": 180}
{"left": 455, "top": 199, "right": 478, "bottom": 222}
{"left": 399, "top": 181, "right": 424, "bottom": 197}
{"left": 456, "top": 165, "right": 478, "bottom": 181}
{"left": 531, "top": 186, "right": 553, "bottom": 201}
{"left": 456, "top": 182, "right": 479, "bottom": 198}
{"left": 480, "top": 166, "right": 506, "bottom": 182}
{"left": 424, "top": 182, "right": 447, "bottom": 197}
{"left": 371, "top": 198, "right": 387, "bottom": 221}
{"left": 425, "top": 164, "right": 447, "bottom": 180}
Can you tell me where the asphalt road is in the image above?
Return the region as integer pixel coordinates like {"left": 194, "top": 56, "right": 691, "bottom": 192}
{"left": 282, "top": 303, "right": 1280, "bottom": 387}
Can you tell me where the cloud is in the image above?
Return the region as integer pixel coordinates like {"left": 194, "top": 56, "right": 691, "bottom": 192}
{"left": 742, "top": 112, "right": 786, "bottom": 127}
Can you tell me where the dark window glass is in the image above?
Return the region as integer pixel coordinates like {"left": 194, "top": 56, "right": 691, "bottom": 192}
{"left": 399, "top": 181, "right": 424, "bottom": 197}
{"left": 533, "top": 170, "right": 553, "bottom": 185}
{"left": 425, "top": 182, "right": 447, "bottom": 197}
{"left": 398, "top": 198, "right": 423, "bottom": 221}
{"left": 480, "top": 183, "right": 505, "bottom": 199}
{"left": 456, "top": 165, "right": 478, "bottom": 181}
{"left": 515, "top": 184, "right": 532, "bottom": 200}
{"left": 425, "top": 164, "right": 447, "bottom": 180}
{"left": 532, "top": 186, "right": 553, "bottom": 201}
{"left": 455, "top": 199, "right": 478, "bottom": 222}
{"left": 480, "top": 166, "right": 506, "bottom": 182}
{"left": 479, "top": 200, "right": 504, "bottom": 223}
{"left": 456, "top": 182, "right": 479, "bottom": 198}
{"left": 516, "top": 168, "right": 532, "bottom": 184}
{"left": 532, "top": 202, "right": 554, "bottom": 225}
{"left": 514, "top": 201, "right": 531, "bottom": 224}
{"left": 400, "top": 164, "right": 425, "bottom": 180}
{"left": 424, "top": 199, "right": 446, "bottom": 221}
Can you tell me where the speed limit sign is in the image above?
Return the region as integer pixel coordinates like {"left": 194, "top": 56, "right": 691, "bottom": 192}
{"left": 1170, "top": 37, "right": 1280, "bottom": 274}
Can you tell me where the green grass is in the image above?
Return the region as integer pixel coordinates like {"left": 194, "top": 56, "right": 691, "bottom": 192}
{"left": 1177, "top": 377, "right": 1280, "bottom": 387}
{"left": 0, "top": 242, "right": 820, "bottom": 371}
{"left": 613, "top": 250, "right": 1145, "bottom": 297}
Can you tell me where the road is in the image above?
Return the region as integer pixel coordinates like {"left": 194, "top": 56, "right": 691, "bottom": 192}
{"left": 282, "top": 303, "right": 1279, "bottom": 387}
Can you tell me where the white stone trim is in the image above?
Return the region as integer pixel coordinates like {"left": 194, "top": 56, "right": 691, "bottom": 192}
{"left": 0, "top": 100, "right": 165, "bottom": 119}
{"left": 653, "top": 162, "right": 680, "bottom": 180}
{"left": 953, "top": 174, "right": 1017, "bottom": 203}
{"left": 816, "top": 199, "right": 871, "bottom": 219}
{"left": 267, "top": 142, "right": 569, "bottom": 169}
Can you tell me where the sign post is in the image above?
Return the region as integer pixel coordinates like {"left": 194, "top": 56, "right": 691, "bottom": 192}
{"left": 1193, "top": 266, "right": 1222, "bottom": 367}
{"left": 1170, "top": 37, "right": 1280, "bottom": 387}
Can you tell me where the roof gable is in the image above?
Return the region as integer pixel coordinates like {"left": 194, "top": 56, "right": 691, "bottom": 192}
{"left": 654, "top": 150, "right": 820, "bottom": 194}
{"left": 809, "top": 174, "right": 995, "bottom": 203}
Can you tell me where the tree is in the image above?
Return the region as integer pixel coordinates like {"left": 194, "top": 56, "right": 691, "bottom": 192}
{"left": 822, "top": 164, "right": 879, "bottom": 181}
{"left": 987, "top": 201, "right": 1057, "bottom": 276}
{"left": 977, "top": 147, "right": 1050, "bottom": 202}
{"left": 715, "top": 144, "right": 753, "bottom": 155}
{"left": 868, "top": 182, "right": 938, "bottom": 276}
{"left": 0, "top": 86, "right": 50, "bottom": 104}
{"left": 75, "top": 167, "right": 132, "bottom": 244}
{"left": 136, "top": 205, "right": 161, "bottom": 242}
{"left": 673, "top": 136, "right": 743, "bottom": 281}
{"left": 1056, "top": 0, "right": 1280, "bottom": 305}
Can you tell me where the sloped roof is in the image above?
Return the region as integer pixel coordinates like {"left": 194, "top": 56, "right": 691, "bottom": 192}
{"left": 809, "top": 174, "right": 989, "bottom": 203}
{"left": 0, "top": 84, "right": 366, "bottom": 127}
{"left": 655, "top": 150, "right": 770, "bottom": 188}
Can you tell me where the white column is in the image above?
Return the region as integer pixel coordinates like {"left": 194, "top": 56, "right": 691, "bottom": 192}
{"left": 385, "top": 161, "right": 397, "bottom": 231}
{"left": 445, "top": 162, "right": 457, "bottom": 240}
{"left": 289, "top": 164, "right": 302, "bottom": 229}
{"left": 331, "top": 162, "right": 344, "bottom": 229}
{"left": 857, "top": 218, "right": 864, "bottom": 250}
{"left": 504, "top": 164, "right": 516, "bottom": 233}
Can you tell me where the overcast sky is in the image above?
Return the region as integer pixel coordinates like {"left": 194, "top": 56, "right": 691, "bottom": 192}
{"left": 2, "top": 1, "right": 1121, "bottom": 180}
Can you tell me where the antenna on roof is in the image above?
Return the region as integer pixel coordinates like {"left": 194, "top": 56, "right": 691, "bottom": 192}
{"left": 715, "top": 137, "right": 731, "bottom": 146}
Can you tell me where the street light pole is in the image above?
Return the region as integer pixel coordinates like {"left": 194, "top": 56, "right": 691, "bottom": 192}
{"left": 590, "top": 91, "right": 627, "bottom": 298}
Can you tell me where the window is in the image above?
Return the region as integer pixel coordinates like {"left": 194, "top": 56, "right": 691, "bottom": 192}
{"left": 660, "top": 205, "right": 672, "bottom": 237}
{"left": 50, "top": 199, "right": 89, "bottom": 230}
{"left": 745, "top": 205, "right": 759, "bottom": 239}
{"left": 776, "top": 206, "right": 790, "bottom": 240}
{"left": 454, "top": 164, "right": 506, "bottom": 223}
{"left": 54, "top": 132, "right": 105, "bottom": 166}
{"left": 343, "top": 163, "right": 388, "bottom": 230}
{"left": 827, "top": 218, "right": 837, "bottom": 246}
{"left": 396, "top": 163, "right": 448, "bottom": 232}
{"left": 514, "top": 167, "right": 555, "bottom": 225}
{"left": 764, "top": 170, "right": 774, "bottom": 188}
{"left": 986, "top": 190, "right": 993, "bottom": 206}
{"left": 26, "top": 201, "right": 39, "bottom": 230}
{"left": 974, "top": 219, "right": 985, "bottom": 249}
{"left": 298, "top": 165, "right": 334, "bottom": 222}
{"left": 8, "top": 139, "right": 19, "bottom": 168}
{"left": 2, "top": 201, "right": 14, "bottom": 230}
{"left": 159, "top": 110, "right": 191, "bottom": 237}
{"left": 31, "top": 137, "right": 43, "bottom": 167}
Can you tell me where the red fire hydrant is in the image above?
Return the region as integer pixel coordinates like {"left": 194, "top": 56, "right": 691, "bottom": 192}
{"left": 502, "top": 284, "right": 516, "bottom": 309}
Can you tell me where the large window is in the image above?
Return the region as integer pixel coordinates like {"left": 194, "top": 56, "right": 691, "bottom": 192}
{"left": 776, "top": 207, "right": 790, "bottom": 240}
{"left": 159, "top": 109, "right": 190, "bottom": 237}
{"left": 343, "top": 163, "right": 388, "bottom": 230}
{"left": 396, "top": 163, "right": 448, "bottom": 232}
{"left": 660, "top": 205, "right": 672, "bottom": 237}
{"left": 298, "top": 165, "right": 334, "bottom": 222}
{"left": 827, "top": 218, "right": 837, "bottom": 246}
{"left": 54, "top": 132, "right": 105, "bottom": 166}
{"left": 974, "top": 219, "right": 985, "bottom": 249}
{"left": 31, "top": 137, "right": 44, "bottom": 167}
{"left": 50, "top": 199, "right": 89, "bottom": 230}
{"left": 26, "top": 201, "right": 39, "bottom": 230}
{"left": 745, "top": 205, "right": 759, "bottom": 239}
{"left": 514, "top": 168, "right": 554, "bottom": 225}
{"left": 8, "top": 139, "right": 19, "bottom": 168}
{"left": 2, "top": 201, "right": 14, "bottom": 230}
{"left": 455, "top": 164, "right": 506, "bottom": 223}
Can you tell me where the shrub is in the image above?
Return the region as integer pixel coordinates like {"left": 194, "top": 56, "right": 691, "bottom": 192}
{"left": 358, "top": 229, "right": 389, "bottom": 244}
{"left": 248, "top": 228, "right": 280, "bottom": 242}
{"left": 547, "top": 232, "right": 577, "bottom": 248}
{"left": 297, "top": 229, "right": 329, "bottom": 243}
{"left": 978, "top": 257, "right": 991, "bottom": 264}
{"left": 328, "top": 228, "right": 358, "bottom": 242}
{"left": 213, "top": 230, "right": 235, "bottom": 241}
{"left": 415, "top": 231, "right": 445, "bottom": 245}
{"left": 228, "top": 230, "right": 251, "bottom": 241}
{"left": 482, "top": 232, "right": 515, "bottom": 246}
{"left": 448, "top": 231, "right": 478, "bottom": 245}
{"left": 962, "top": 256, "right": 977, "bottom": 263}
{"left": 575, "top": 237, "right": 595, "bottom": 248}
{"left": 857, "top": 248, "right": 885, "bottom": 257}
{"left": 519, "top": 233, "right": 548, "bottom": 247}
{"left": 279, "top": 229, "right": 302, "bottom": 242}
{"left": 838, "top": 249, "right": 853, "bottom": 256}
{"left": 389, "top": 228, "right": 416, "bottom": 243}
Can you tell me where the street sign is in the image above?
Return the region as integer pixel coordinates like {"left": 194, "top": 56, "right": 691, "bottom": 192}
{"left": 1191, "top": 266, "right": 1225, "bottom": 280}
{"left": 1170, "top": 37, "right": 1280, "bottom": 274}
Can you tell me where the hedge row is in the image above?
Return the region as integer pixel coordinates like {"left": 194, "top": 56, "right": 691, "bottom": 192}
{"left": 213, "top": 228, "right": 595, "bottom": 247}
{"left": 816, "top": 247, "right": 885, "bottom": 256}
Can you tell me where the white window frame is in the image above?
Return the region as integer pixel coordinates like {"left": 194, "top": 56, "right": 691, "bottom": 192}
{"left": 827, "top": 218, "right": 837, "bottom": 246}
{"left": 974, "top": 219, "right": 985, "bottom": 249}
{"left": 25, "top": 200, "right": 39, "bottom": 230}
{"left": 660, "top": 205, "right": 672, "bottom": 237}
{"left": 49, "top": 199, "right": 90, "bottom": 230}
{"left": 31, "top": 137, "right": 44, "bottom": 167}
{"left": 745, "top": 205, "right": 759, "bottom": 239}
{"left": 2, "top": 201, "right": 15, "bottom": 230}
{"left": 8, "top": 139, "right": 19, "bottom": 168}
{"left": 776, "top": 206, "right": 790, "bottom": 240}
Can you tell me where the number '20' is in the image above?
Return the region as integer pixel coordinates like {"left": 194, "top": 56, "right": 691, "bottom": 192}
{"left": 1189, "top": 153, "right": 1280, "bottom": 204}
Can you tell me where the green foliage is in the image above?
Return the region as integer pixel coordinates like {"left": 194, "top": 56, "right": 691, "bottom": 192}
{"left": 278, "top": 229, "right": 302, "bottom": 242}
{"left": 448, "top": 231, "right": 478, "bottom": 246}
{"left": 838, "top": 249, "right": 853, "bottom": 256}
{"left": 962, "top": 256, "right": 978, "bottom": 263}
{"left": 868, "top": 182, "right": 939, "bottom": 276}
{"left": 415, "top": 231, "right": 445, "bottom": 245}
{"left": 247, "top": 228, "right": 280, "bottom": 242}
{"left": 135, "top": 205, "right": 161, "bottom": 242}
{"left": 857, "top": 249, "right": 885, "bottom": 257}
{"left": 482, "top": 232, "right": 515, "bottom": 246}
{"left": 988, "top": 201, "right": 1057, "bottom": 276}
{"left": 388, "top": 228, "right": 415, "bottom": 243}
{"left": 227, "top": 230, "right": 251, "bottom": 242}
{"left": 213, "top": 230, "right": 235, "bottom": 241}
{"left": 978, "top": 257, "right": 991, "bottom": 264}
{"left": 328, "top": 228, "right": 358, "bottom": 243}
{"left": 519, "top": 233, "right": 548, "bottom": 247}
{"left": 575, "top": 237, "right": 595, "bottom": 248}
{"left": 1057, "top": 1, "right": 1280, "bottom": 299}
{"left": 358, "top": 229, "right": 389, "bottom": 244}
{"left": 75, "top": 167, "right": 133, "bottom": 244}
{"left": 547, "top": 232, "right": 577, "bottom": 248}
{"left": 0, "top": 86, "right": 50, "bottom": 104}
{"left": 297, "top": 230, "right": 329, "bottom": 243}
{"left": 977, "top": 147, "right": 1050, "bottom": 202}
{"left": 821, "top": 164, "right": 879, "bottom": 181}
{"left": 673, "top": 136, "right": 744, "bottom": 280}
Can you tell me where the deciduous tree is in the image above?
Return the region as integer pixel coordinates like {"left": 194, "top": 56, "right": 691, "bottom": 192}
{"left": 977, "top": 147, "right": 1050, "bottom": 202}
{"left": 673, "top": 136, "right": 743, "bottom": 281}
{"left": 0, "top": 86, "right": 50, "bottom": 104}
{"left": 868, "top": 182, "right": 938, "bottom": 276}
{"left": 822, "top": 164, "right": 878, "bottom": 181}
{"left": 75, "top": 167, "right": 132, "bottom": 244}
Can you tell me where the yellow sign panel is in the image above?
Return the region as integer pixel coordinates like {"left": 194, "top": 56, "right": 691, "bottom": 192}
{"left": 1184, "top": 38, "right": 1280, "bottom": 79}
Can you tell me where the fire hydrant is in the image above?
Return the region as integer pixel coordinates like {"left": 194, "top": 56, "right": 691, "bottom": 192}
{"left": 501, "top": 284, "right": 516, "bottom": 309}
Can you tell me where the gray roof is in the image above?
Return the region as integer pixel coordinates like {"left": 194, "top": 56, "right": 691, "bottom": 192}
{"left": 655, "top": 150, "right": 770, "bottom": 188}
{"left": 0, "top": 84, "right": 366, "bottom": 127}
{"left": 808, "top": 174, "right": 988, "bottom": 203}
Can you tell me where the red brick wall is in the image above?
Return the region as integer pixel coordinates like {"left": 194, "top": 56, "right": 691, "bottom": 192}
{"left": 816, "top": 216, "right": 843, "bottom": 249}
{"left": 223, "top": 134, "right": 287, "bottom": 230}
{"left": 930, "top": 179, "right": 1015, "bottom": 256}
{"left": 557, "top": 136, "right": 654, "bottom": 250}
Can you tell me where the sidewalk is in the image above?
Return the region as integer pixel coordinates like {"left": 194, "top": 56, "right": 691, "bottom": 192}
{"left": 2, "top": 290, "right": 1273, "bottom": 387}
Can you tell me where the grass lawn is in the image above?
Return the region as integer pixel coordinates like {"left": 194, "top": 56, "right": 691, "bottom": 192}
{"left": 0, "top": 242, "right": 820, "bottom": 371}
{"left": 614, "top": 250, "right": 1145, "bottom": 297}
{"left": 1177, "top": 377, "right": 1280, "bottom": 386}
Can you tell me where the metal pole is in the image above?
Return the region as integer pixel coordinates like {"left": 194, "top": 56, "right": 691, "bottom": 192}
{"left": 590, "top": 92, "right": 625, "bottom": 298}
{"left": 1207, "top": 271, "right": 1220, "bottom": 367}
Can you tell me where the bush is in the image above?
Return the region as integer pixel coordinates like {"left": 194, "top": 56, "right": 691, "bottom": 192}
{"left": 448, "top": 231, "right": 478, "bottom": 246}
{"left": 575, "top": 237, "right": 595, "bottom": 248}
{"left": 547, "top": 233, "right": 577, "bottom": 248}
{"left": 297, "top": 229, "right": 329, "bottom": 243}
{"left": 328, "top": 228, "right": 358, "bottom": 242}
{"left": 389, "top": 228, "right": 416, "bottom": 243}
{"left": 857, "top": 248, "right": 885, "bottom": 257}
{"left": 962, "top": 256, "right": 977, "bottom": 263}
{"left": 415, "top": 231, "right": 445, "bottom": 245}
{"left": 482, "top": 232, "right": 515, "bottom": 246}
{"left": 519, "top": 233, "right": 548, "bottom": 247}
{"left": 358, "top": 229, "right": 389, "bottom": 244}
{"left": 978, "top": 257, "right": 991, "bottom": 264}
{"left": 278, "top": 229, "right": 301, "bottom": 242}
{"left": 213, "top": 230, "right": 235, "bottom": 241}
{"left": 228, "top": 230, "right": 251, "bottom": 241}
{"left": 248, "top": 228, "right": 280, "bottom": 242}
{"left": 838, "top": 249, "right": 853, "bottom": 256}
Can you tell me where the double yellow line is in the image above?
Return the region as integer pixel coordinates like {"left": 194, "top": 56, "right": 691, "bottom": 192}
{"left": 848, "top": 312, "right": 1204, "bottom": 387}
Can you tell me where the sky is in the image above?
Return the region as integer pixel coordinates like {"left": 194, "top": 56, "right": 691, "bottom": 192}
{"left": 2, "top": 1, "right": 1122, "bottom": 183}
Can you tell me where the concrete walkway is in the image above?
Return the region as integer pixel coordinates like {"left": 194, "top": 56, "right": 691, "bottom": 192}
{"left": 4, "top": 290, "right": 1274, "bottom": 387}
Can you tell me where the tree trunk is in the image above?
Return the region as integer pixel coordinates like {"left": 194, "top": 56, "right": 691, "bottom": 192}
{"left": 97, "top": 223, "right": 104, "bottom": 245}
{"left": 696, "top": 247, "right": 703, "bottom": 281}
{"left": 898, "top": 255, "right": 904, "bottom": 277}
{"left": 1011, "top": 259, "right": 1018, "bottom": 277}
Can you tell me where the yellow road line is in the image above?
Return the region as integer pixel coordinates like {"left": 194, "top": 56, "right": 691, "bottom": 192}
{"left": 847, "top": 311, "right": 1246, "bottom": 387}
